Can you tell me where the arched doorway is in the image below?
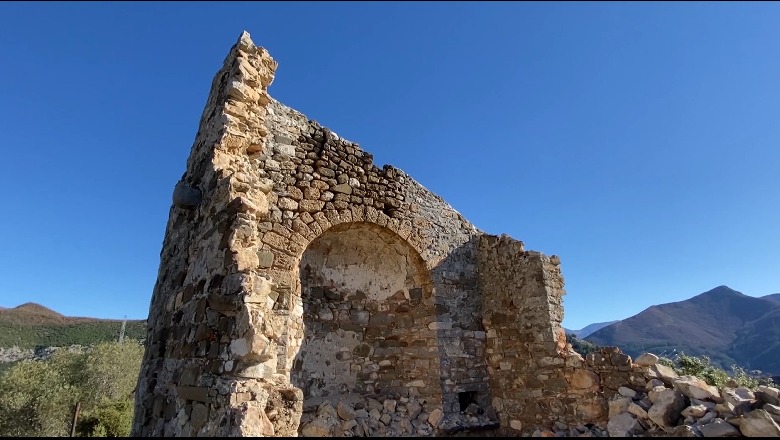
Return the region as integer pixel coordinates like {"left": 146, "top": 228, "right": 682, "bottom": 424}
{"left": 292, "top": 222, "right": 441, "bottom": 409}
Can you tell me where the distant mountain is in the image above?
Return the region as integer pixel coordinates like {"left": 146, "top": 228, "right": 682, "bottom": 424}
{"left": 0, "top": 302, "right": 146, "bottom": 349}
{"left": 565, "top": 321, "right": 620, "bottom": 339}
{"left": 586, "top": 286, "right": 780, "bottom": 374}
{"left": 762, "top": 293, "right": 780, "bottom": 304}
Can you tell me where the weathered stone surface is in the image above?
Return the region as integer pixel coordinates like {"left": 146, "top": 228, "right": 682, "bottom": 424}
{"left": 699, "top": 418, "right": 741, "bottom": 437}
{"left": 635, "top": 353, "right": 659, "bottom": 367}
{"left": 675, "top": 375, "right": 720, "bottom": 401}
{"left": 618, "top": 386, "right": 637, "bottom": 398}
{"left": 647, "top": 363, "right": 679, "bottom": 385}
{"left": 740, "top": 409, "right": 780, "bottom": 437}
{"left": 682, "top": 404, "right": 709, "bottom": 418}
{"left": 607, "top": 412, "right": 643, "bottom": 437}
{"left": 300, "top": 417, "right": 333, "bottom": 437}
{"left": 570, "top": 369, "right": 600, "bottom": 389}
{"left": 647, "top": 388, "right": 685, "bottom": 428}
{"left": 672, "top": 425, "right": 697, "bottom": 437}
{"left": 428, "top": 408, "right": 444, "bottom": 428}
{"left": 337, "top": 401, "right": 356, "bottom": 421}
{"left": 628, "top": 402, "right": 649, "bottom": 419}
{"left": 172, "top": 181, "right": 202, "bottom": 207}
{"left": 609, "top": 397, "right": 632, "bottom": 418}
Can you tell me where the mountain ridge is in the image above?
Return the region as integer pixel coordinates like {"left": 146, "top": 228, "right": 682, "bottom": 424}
{"left": 586, "top": 285, "right": 780, "bottom": 374}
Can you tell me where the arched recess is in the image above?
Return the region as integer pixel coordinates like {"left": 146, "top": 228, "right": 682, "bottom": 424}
{"left": 291, "top": 222, "right": 441, "bottom": 408}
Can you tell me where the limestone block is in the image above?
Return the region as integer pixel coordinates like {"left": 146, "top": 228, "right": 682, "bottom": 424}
{"left": 300, "top": 416, "right": 333, "bottom": 437}
{"left": 700, "top": 418, "right": 741, "bottom": 437}
{"left": 628, "top": 402, "right": 649, "bottom": 419}
{"left": 428, "top": 408, "right": 444, "bottom": 427}
{"left": 618, "top": 386, "right": 637, "bottom": 399}
{"left": 647, "top": 388, "right": 685, "bottom": 428}
{"left": 337, "top": 401, "right": 356, "bottom": 421}
{"left": 740, "top": 409, "right": 780, "bottom": 437}
{"left": 607, "top": 412, "right": 643, "bottom": 437}
{"left": 634, "top": 353, "right": 659, "bottom": 367}
{"left": 681, "top": 404, "right": 709, "bottom": 418}
{"left": 674, "top": 375, "right": 720, "bottom": 401}
{"left": 609, "top": 397, "right": 632, "bottom": 418}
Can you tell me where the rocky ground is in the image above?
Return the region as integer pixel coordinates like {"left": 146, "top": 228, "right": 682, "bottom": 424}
{"left": 298, "top": 352, "right": 780, "bottom": 437}
{"left": 549, "top": 353, "right": 780, "bottom": 438}
{"left": 298, "top": 393, "right": 498, "bottom": 437}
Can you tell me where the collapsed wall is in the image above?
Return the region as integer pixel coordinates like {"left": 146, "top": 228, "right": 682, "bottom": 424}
{"left": 131, "top": 31, "right": 631, "bottom": 437}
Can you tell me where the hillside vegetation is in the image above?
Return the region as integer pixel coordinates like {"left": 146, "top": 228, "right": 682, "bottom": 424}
{"left": 0, "top": 340, "right": 143, "bottom": 437}
{"left": 0, "top": 303, "right": 145, "bottom": 348}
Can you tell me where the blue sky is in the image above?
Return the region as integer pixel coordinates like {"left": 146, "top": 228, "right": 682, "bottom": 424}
{"left": 1, "top": 2, "right": 778, "bottom": 330}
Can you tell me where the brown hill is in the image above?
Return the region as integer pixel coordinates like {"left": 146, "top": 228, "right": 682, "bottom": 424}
{"left": 0, "top": 303, "right": 146, "bottom": 349}
{"left": 0, "top": 302, "right": 101, "bottom": 326}
{"left": 586, "top": 286, "right": 780, "bottom": 373}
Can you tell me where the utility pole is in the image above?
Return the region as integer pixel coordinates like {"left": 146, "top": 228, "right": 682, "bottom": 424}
{"left": 119, "top": 315, "right": 127, "bottom": 343}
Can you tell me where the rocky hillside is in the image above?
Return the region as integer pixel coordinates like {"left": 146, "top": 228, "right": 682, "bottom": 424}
{"left": 602, "top": 353, "right": 780, "bottom": 437}
{"left": 586, "top": 286, "right": 780, "bottom": 374}
{"left": 0, "top": 302, "right": 146, "bottom": 350}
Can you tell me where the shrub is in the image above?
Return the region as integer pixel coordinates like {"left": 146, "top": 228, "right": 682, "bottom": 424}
{"left": 669, "top": 352, "right": 772, "bottom": 389}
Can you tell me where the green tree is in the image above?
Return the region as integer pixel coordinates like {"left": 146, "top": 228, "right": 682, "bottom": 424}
{"left": 566, "top": 333, "right": 602, "bottom": 356}
{"left": 0, "top": 341, "right": 143, "bottom": 437}
{"left": 0, "top": 352, "right": 79, "bottom": 436}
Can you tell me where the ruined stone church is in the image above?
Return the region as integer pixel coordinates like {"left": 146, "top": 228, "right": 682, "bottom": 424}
{"left": 131, "top": 32, "right": 641, "bottom": 437}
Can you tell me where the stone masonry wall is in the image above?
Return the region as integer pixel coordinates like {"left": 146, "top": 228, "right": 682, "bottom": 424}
{"left": 132, "top": 31, "right": 611, "bottom": 437}
{"left": 477, "top": 234, "right": 648, "bottom": 435}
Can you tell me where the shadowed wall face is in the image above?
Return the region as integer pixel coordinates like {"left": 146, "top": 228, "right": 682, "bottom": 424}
{"left": 293, "top": 222, "right": 441, "bottom": 405}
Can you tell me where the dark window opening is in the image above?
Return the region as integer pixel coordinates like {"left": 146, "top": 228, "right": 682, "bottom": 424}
{"left": 458, "top": 391, "right": 478, "bottom": 412}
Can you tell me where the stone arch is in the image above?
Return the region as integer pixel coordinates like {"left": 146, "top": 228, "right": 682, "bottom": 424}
{"left": 289, "top": 221, "right": 442, "bottom": 410}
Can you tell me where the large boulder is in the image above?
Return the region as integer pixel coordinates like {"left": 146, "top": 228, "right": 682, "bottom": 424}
{"left": 646, "top": 363, "right": 679, "bottom": 386}
{"left": 699, "top": 419, "right": 741, "bottom": 437}
{"left": 647, "top": 388, "right": 685, "bottom": 428}
{"left": 674, "top": 375, "right": 720, "bottom": 401}
{"left": 608, "top": 412, "right": 644, "bottom": 437}
{"left": 635, "top": 353, "right": 659, "bottom": 367}
{"left": 739, "top": 409, "right": 780, "bottom": 437}
{"left": 609, "top": 397, "right": 632, "bottom": 418}
{"left": 301, "top": 416, "right": 335, "bottom": 437}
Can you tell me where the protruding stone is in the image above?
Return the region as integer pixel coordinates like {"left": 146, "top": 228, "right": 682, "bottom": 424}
{"left": 337, "top": 401, "right": 356, "bottom": 421}
{"left": 618, "top": 386, "right": 637, "bottom": 398}
{"left": 647, "top": 388, "right": 685, "bottom": 428}
{"left": 173, "top": 181, "right": 202, "bottom": 207}
{"left": 609, "top": 397, "right": 632, "bottom": 418}
{"left": 301, "top": 417, "right": 333, "bottom": 437}
{"left": 681, "top": 404, "right": 709, "bottom": 418}
{"left": 674, "top": 375, "right": 720, "bottom": 401}
{"left": 428, "top": 408, "right": 444, "bottom": 428}
{"left": 570, "top": 369, "right": 600, "bottom": 389}
{"left": 740, "top": 409, "right": 780, "bottom": 437}
{"left": 700, "top": 418, "right": 741, "bottom": 437}
{"left": 635, "top": 353, "right": 659, "bottom": 367}
{"left": 607, "top": 412, "right": 643, "bottom": 437}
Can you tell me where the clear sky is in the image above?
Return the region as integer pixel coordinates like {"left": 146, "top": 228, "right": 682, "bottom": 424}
{"left": 1, "top": 2, "right": 778, "bottom": 330}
